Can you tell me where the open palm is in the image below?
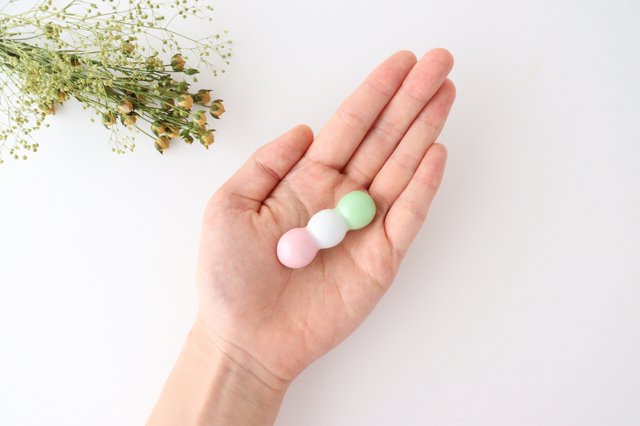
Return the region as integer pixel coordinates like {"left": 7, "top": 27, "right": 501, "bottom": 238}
{"left": 195, "top": 49, "right": 456, "bottom": 386}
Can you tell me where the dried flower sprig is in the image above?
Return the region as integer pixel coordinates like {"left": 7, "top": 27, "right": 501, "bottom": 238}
{"left": 0, "top": 0, "right": 231, "bottom": 163}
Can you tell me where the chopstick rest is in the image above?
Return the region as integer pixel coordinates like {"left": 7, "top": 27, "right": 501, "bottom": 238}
{"left": 276, "top": 191, "right": 376, "bottom": 269}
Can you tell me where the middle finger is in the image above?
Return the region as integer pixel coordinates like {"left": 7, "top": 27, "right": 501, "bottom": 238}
{"left": 342, "top": 48, "right": 453, "bottom": 187}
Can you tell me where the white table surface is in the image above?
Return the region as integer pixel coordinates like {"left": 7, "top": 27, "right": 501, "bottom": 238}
{"left": 1, "top": 0, "right": 639, "bottom": 424}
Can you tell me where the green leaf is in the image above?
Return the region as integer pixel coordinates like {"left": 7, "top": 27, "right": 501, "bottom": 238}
{"left": 184, "top": 68, "right": 200, "bottom": 75}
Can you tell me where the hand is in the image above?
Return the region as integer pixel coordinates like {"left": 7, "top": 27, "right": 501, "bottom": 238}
{"left": 194, "top": 48, "right": 456, "bottom": 389}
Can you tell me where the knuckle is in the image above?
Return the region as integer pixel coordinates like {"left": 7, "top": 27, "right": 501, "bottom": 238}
{"left": 370, "top": 116, "right": 404, "bottom": 146}
{"left": 414, "top": 168, "right": 441, "bottom": 192}
{"left": 336, "top": 105, "right": 369, "bottom": 132}
{"left": 346, "top": 162, "right": 371, "bottom": 186}
{"left": 391, "top": 150, "right": 421, "bottom": 171}
{"left": 399, "top": 79, "right": 432, "bottom": 103}
{"left": 363, "top": 75, "right": 396, "bottom": 98}
{"left": 398, "top": 197, "right": 427, "bottom": 221}
{"left": 254, "top": 156, "right": 282, "bottom": 182}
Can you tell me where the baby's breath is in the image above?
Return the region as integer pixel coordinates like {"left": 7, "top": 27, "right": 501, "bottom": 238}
{"left": 0, "top": 0, "right": 231, "bottom": 163}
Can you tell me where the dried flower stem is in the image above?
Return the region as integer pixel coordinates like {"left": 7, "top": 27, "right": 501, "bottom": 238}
{"left": 0, "top": 0, "right": 231, "bottom": 163}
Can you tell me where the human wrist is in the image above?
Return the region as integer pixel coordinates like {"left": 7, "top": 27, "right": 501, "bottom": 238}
{"left": 192, "top": 315, "right": 290, "bottom": 388}
{"left": 147, "top": 318, "right": 289, "bottom": 426}
{"left": 189, "top": 316, "right": 290, "bottom": 422}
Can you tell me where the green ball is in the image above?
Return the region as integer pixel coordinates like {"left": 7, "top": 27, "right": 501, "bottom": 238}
{"left": 336, "top": 191, "right": 376, "bottom": 230}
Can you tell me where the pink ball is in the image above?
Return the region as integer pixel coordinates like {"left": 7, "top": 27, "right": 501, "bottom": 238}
{"left": 277, "top": 227, "right": 319, "bottom": 269}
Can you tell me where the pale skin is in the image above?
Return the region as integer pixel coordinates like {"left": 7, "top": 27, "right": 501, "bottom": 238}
{"left": 147, "top": 48, "right": 456, "bottom": 425}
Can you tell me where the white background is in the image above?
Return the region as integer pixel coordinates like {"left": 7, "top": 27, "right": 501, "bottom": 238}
{"left": 1, "top": 0, "right": 639, "bottom": 424}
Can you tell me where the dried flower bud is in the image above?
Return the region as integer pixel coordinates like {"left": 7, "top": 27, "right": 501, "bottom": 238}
{"left": 44, "top": 23, "right": 61, "bottom": 40}
{"left": 102, "top": 112, "right": 117, "bottom": 126}
{"left": 194, "top": 90, "right": 211, "bottom": 105}
{"left": 178, "top": 94, "right": 193, "bottom": 109}
{"left": 121, "top": 40, "right": 136, "bottom": 55}
{"left": 162, "top": 99, "right": 175, "bottom": 110}
{"left": 166, "top": 125, "right": 180, "bottom": 139}
{"left": 41, "top": 103, "right": 55, "bottom": 115}
{"left": 200, "top": 130, "right": 214, "bottom": 146}
{"left": 56, "top": 91, "right": 69, "bottom": 103}
{"left": 154, "top": 136, "right": 170, "bottom": 153}
{"left": 151, "top": 121, "right": 168, "bottom": 136}
{"left": 171, "top": 53, "right": 186, "bottom": 71}
{"left": 209, "top": 99, "right": 225, "bottom": 119}
{"left": 121, "top": 42, "right": 135, "bottom": 56}
{"left": 175, "top": 81, "right": 190, "bottom": 93}
{"left": 146, "top": 55, "right": 163, "bottom": 71}
{"left": 124, "top": 91, "right": 145, "bottom": 105}
{"left": 67, "top": 55, "right": 81, "bottom": 66}
{"left": 183, "top": 135, "right": 194, "bottom": 144}
{"left": 193, "top": 110, "right": 207, "bottom": 128}
{"left": 118, "top": 98, "right": 134, "bottom": 115}
{"left": 122, "top": 113, "right": 138, "bottom": 127}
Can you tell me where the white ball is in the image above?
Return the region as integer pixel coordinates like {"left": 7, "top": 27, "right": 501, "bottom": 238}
{"left": 306, "top": 209, "right": 348, "bottom": 249}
